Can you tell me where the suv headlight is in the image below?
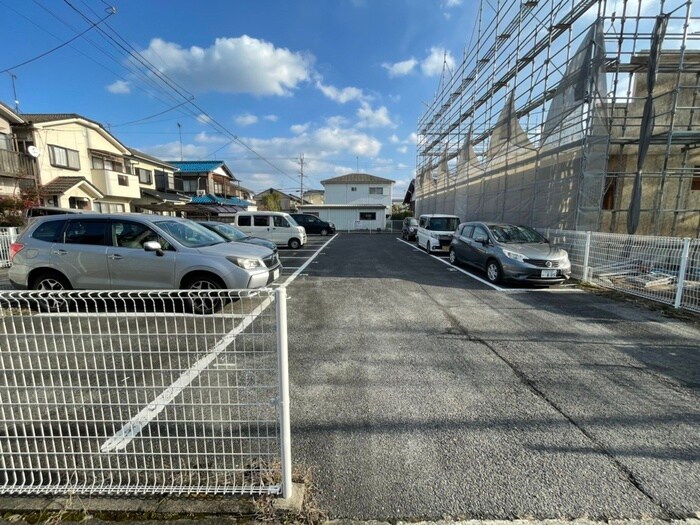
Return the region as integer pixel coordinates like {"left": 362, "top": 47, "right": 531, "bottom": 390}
{"left": 503, "top": 249, "right": 526, "bottom": 262}
{"left": 227, "top": 256, "right": 264, "bottom": 270}
{"left": 430, "top": 231, "right": 438, "bottom": 238}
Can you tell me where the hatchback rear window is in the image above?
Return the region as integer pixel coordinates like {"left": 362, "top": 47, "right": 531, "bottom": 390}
{"left": 429, "top": 217, "right": 460, "bottom": 231}
{"left": 32, "top": 220, "right": 66, "bottom": 243}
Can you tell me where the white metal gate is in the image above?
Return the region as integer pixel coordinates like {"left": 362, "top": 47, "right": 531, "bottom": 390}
{"left": 0, "top": 288, "right": 291, "bottom": 497}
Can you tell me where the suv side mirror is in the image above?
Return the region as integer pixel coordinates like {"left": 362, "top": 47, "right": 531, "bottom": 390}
{"left": 143, "top": 240, "right": 164, "bottom": 256}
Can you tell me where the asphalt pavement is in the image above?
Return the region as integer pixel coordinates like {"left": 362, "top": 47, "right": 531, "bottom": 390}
{"left": 287, "top": 234, "right": 700, "bottom": 521}
{"left": 0, "top": 234, "right": 699, "bottom": 524}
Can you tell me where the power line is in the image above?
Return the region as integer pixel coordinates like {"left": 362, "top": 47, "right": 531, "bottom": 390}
{"left": 62, "top": 0, "right": 300, "bottom": 185}
{"left": 1, "top": 6, "right": 114, "bottom": 73}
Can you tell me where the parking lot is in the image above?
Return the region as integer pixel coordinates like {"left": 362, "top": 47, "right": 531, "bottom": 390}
{"left": 1, "top": 232, "right": 699, "bottom": 520}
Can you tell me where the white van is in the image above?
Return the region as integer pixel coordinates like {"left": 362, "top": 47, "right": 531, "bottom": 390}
{"left": 417, "top": 214, "right": 461, "bottom": 253}
{"left": 233, "top": 211, "right": 307, "bottom": 249}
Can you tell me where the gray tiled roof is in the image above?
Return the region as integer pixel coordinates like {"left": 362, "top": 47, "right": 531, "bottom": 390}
{"left": 321, "top": 173, "right": 394, "bottom": 185}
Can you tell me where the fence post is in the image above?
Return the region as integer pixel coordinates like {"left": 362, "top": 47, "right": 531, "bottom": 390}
{"left": 582, "top": 231, "right": 592, "bottom": 282}
{"left": 673, "top": 238, "right": 691, "bottom": 309}
{"left": 275, "top": 288, "right": 293, "bottom": 499}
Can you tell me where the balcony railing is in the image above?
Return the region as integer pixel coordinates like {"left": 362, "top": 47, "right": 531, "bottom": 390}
{"left": 0, "top": 149, "right": 36, "bottom": 179}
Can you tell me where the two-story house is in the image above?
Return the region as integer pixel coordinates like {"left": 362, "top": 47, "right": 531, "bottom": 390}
{"left": 167, "top": 160, "right": 242, "bottom": 198}
{"left": 128, "top": 148, "right": 188, "bottom": 213}
{"left": 254, "top": 188, "right": 304, "bottom": 212}
{"left": 299, "top": 172, "right": 394, "bottom": 230}
{"left": 302, "top": 189, "right": 325, "bottom": 205}
{"left": 0, "top": 102, "right": 36, "bottom": 197}
{"left": 13, "top": 113, "right": 139, "bottom": 212}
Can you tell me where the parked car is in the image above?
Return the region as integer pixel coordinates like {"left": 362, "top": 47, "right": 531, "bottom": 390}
{"left": 417, "top": 214, "right": 461, "bottom": 253}
{"left": 232, "top": 211, "right": 307, "bottom": 249}
{"left": 197, "top": 221, "right": 277, "bottom": 253}
{"left": 8, "top": 214, "right": 282, "bottom": 313}
{"left": 449, "top": 222, "right": 571, "bottom": 285}
{"left": 289, "top": 213, "right": 335, "bottom": 236}
{"left": 401, "top": 217, "right": 418, "bottom": 241}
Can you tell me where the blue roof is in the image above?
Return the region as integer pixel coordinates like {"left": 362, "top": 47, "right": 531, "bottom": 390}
{"left": 190, "top": 194, "right": 249, "bottom": 207}
{"left": 168, "top": 160, "right": 225, "bottom": 173}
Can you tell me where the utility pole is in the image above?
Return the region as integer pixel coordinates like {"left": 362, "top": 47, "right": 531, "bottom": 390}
{"left": 177, "top": 123, "right": 183, "bottom": 161}
{"left": 299, "top": 153, "right": 305, "bottom": 207}
{"left": 10, "top": 74, "right": 19, "bottom": 113}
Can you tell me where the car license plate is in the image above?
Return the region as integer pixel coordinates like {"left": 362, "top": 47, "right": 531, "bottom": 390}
{"left": 541, "top": 269, "right": 557, "bottom": 278}
{"left": 442, "top": 245, "right": 450, "bottom": 252}
{"left": 273, "top": 269, "right": 280, "bottom": 281}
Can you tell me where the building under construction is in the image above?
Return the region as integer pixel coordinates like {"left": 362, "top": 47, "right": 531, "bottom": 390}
{"left": 414, "top": 0, "right": 700, "bottom": 238}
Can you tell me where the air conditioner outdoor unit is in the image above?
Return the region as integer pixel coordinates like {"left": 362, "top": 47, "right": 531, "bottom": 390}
{"left": 196, "top": 189, "right": 206, "bottom": 197}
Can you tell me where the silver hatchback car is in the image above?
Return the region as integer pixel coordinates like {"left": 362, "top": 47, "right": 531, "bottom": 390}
{"left": 9, "top": 214, "right": 281, "bottom": 307}
{"left": 449, "top": 222, "right": 571, "bottom": 285}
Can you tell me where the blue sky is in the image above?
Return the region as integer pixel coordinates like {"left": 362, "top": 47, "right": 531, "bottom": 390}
{"left": 0, "top": 0, "right": 478, "bottom": 197}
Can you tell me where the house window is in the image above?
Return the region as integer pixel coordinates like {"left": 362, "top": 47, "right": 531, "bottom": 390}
{"left": 214, "top": 181, "right": 224, "bottom": 194}
{"left": 94, "top": 202, "right": 125, "bottom": 213}
{"left": 118, "top": 175, "right": 129, "bottom": 186}
{"left": 136, "top": 168, "right": 152, "bottom": 185}
{"left": 359, "top": 212, "right": 376, "bottom": 220}
{"left": 369, "top": 187, "right": 383, "bottom": 195}
{"left": 693, "top": 166, "right": 700, "bottom": 191}
{"left": 182, "top": 179, "right": 199, "bottom": 192}
{"left": 0, "top": 132, "right": 10, "bottom": 150}
{"left": 48, "top": 145, "right": 80, "bottom": 170}
{"left": 91, "top": 155, "right": 124, "bottom": 172}
{"left": 351, "top": 187, "right": 357, "bottom": 192}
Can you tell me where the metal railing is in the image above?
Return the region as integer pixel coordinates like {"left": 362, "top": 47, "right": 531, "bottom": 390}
{"left": 0, "top": 227, "right": 18, "bottom": 268}
{"left": 0, "top": 288, "right": 292, "bottom": 497}
{"left": 542, "top": 229, "right": 700, "bottom": 313}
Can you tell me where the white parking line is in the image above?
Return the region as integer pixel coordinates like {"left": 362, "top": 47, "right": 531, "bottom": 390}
{"left": 396, "top": 237, "right": 506, "bottom": 292}
{"left": 101, "top": 234, "right": 337, "bottom": 453}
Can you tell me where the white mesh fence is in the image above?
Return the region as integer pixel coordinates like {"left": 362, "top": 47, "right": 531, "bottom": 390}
{"left": 541, "top": 229, "right": 700, "bottom": 313}
{"left": 0, "top": 288, "right": 291, "bottom": 496}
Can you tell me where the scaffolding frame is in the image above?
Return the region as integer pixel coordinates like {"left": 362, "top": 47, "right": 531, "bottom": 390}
{"left": 415, "top": 0, "right": 700, "bottom": 238}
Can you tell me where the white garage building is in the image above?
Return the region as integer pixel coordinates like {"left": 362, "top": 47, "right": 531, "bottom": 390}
{"left": 299, "top": 173, "right": 394, "bottom": 231}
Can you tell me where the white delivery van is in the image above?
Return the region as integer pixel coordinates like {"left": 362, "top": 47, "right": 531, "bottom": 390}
{"left": 417, "top": 214, "right": 461, "bottom": 253}
{"left": 233, "top": 211, "right": 307, "bottom": 249}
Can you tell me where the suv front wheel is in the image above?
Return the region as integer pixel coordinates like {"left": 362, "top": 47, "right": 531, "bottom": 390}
{"left": 184, "top": 274, "right": 225, "bottom": 314}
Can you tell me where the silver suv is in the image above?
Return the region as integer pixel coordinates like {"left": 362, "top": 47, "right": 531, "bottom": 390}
{"left": 9, "top": 214, "right": 281, "bottom": 307}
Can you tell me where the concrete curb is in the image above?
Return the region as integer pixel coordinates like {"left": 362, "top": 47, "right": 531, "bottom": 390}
{"left": 0, "top": 483, "right": 305, "bottom": 520}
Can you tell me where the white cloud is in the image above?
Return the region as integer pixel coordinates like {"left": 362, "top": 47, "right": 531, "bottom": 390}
{"left": 230, "top": 124, "right": 382, "bottom": 182}
{"left": 139, "top": 36, "right": 313, "bottom": 96}
{"left": 397, "top": 146, "right": 408, "bottom": 154}
{"left": 315, "top": 81, "right": 367, "bottom": 103}
{"left": 382, "top": 58, "right": 418, "bottom": 77}
{"left": 326, "top": 115, "right": 350, "bottom": 127}
{"left": 143, "top": 141, "right": 208, "bottom": 160}
{"left": 194, "top": 132, "right": 229, "bottom": 144}
{"left": 196, "top": 114, "right": 213, "bottom": 125}
{"left": 107, "top": 80, "right": 131, "bottom": 94}
{"left": 357, "top": 102, "right": 395, "bottom": 128}
{"left": 421, "top": 47, "right": 455, "bottom": 77}
{"left": 389, "top": 134, "right": 400, "bottom": 144}
{"left": 235, "top": 113, "right": 259, "bottom": 126}
{"left": 408, "top": 132, "right": 418, "bottom": 144}
{"left": 264, "top": 114, "right": 278, "bottom": 122}
{"left": 443, "top": 0, "right": 462, "bottom": 6}
{"left": 291, "top": 123, "right": 310, "bottom": 134}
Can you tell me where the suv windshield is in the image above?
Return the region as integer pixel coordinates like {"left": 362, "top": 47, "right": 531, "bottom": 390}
{"left": 155, "top": 220, "right": 225, "bottom": 247}
{"left": 429, "top": 217, "right": 460, "bottom": 231}
{"left": 489, "top": 225, "right": 546, "bottom": 244}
